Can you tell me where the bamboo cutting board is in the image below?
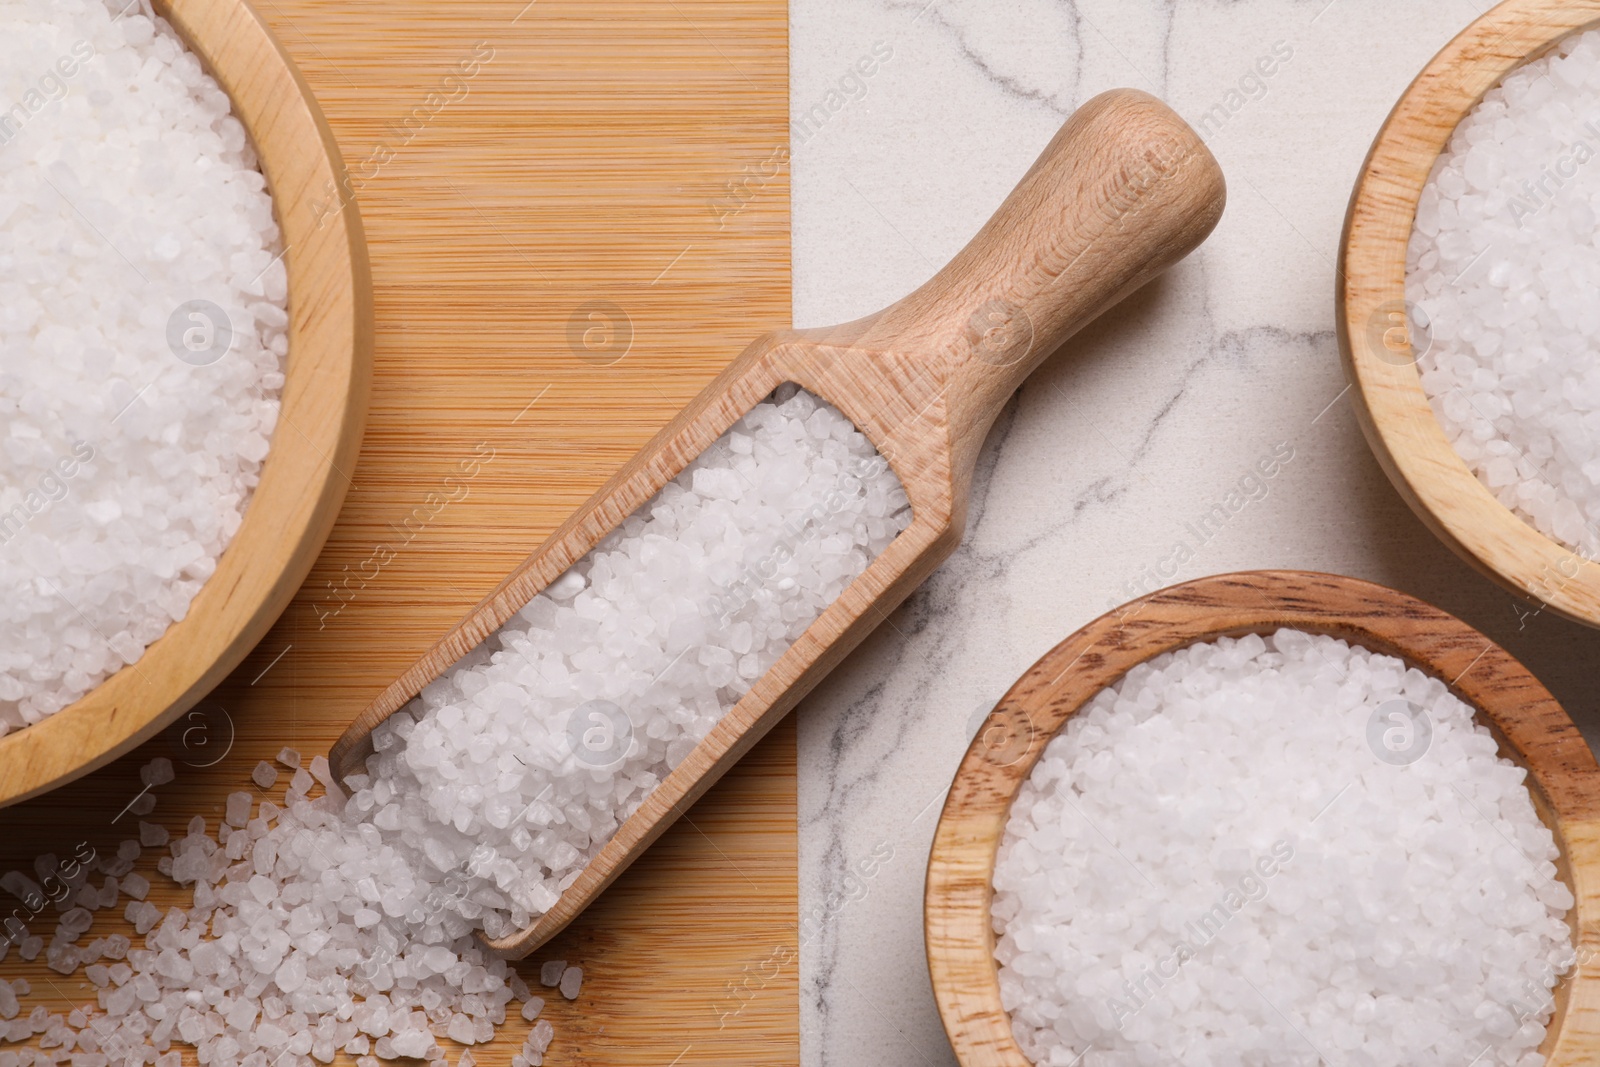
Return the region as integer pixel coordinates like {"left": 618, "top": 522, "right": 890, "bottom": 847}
{"left": 0, "top": 1, "right": 797, "bottom": 1064}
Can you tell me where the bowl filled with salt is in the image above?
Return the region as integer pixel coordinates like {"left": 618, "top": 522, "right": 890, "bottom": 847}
{"left": 1340, "top": 1, "right": 1600, "bottom": 627}
{"left": 925, "top": 570, "right": 1600, "bottom": 1066}
{"left": 0, "top": 0, "right": 370, "bottom": 805}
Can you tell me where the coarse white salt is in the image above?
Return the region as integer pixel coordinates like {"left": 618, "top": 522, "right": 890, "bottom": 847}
{"left": 515, "top": 1019, "right": 554, "bottom": 1067}
{"left": 250, "top": 760, "right": 278, "bottom": 790}
{"left": 1410, "top": 26, "right": 1600, "bottom": 555}
{"left": 351, "top": 386, "right": 910, "bottom": 940}
{"left": 2, "top": 386, "right": 906, "bottom": 1067}
{"left": 223, "top": 790, "right": 252, "bottom": 827}
{"left": 276, "top": 747, "right": 301, "bottom": 770}
{"left": 993, "top": 630, "right": 1574, "bottom": 1066}
{"left": 390, "top": 1029, "right": 436, "bottom": 1059}
{"left": 0, "top": 0, "right": 285, "bottom": 734}
{"left": 140, "top": 759, "right": 174, "bottom": 788}
{"left": 9, "top": 771, "right": 540, "bottom": 1067}
{"left": 557, "top": 967, "right": 581, "bottom": 1002}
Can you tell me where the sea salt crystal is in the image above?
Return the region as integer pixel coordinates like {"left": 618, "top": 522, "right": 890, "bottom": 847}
{"left": 276, "top": 748, "right": 301, "bottom": 770}
{"left": 557, "top": 967, "right": 582, "bottom": 1001}
{"left": 309, "top": 755, "right": 333, "bottom": 786}
{"left": 10, "top": 383, "right": 907, "bottom": 1067}
{"left": 993, "top": 630, "right": 1574, "bottom": 1065}
{"left": 224, "top": 792, "right": 252, "bottom": 828}
{"left": 122, "top": 903, "right": 159, "bottom": 937}
{"left": 251, "top": 761, "right": 278, "bottom": 789}
{"left": 1411, "top": 26, "right": 1600, "bottom": 554}
{"left": 118, "top": 874, "right": 148, "bottom": 902}
{"left": 0, "top": 0, "right": 285, "bottom": 736}
{"left": 355, "top": 387, "right": 910, "bottom": 938}
{"left": 389, "top": 1030, "right": 434, "bottom": 1059}
{"left": 445, "top": 1015, "right": 475, "bottom": 1045}
{"left": 140, "top": 760, "right": 174, "bottom": 788}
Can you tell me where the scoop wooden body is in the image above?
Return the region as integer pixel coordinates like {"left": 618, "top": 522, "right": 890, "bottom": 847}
{"left": 330, "top": 88, "right": 1226, "bottom": 957}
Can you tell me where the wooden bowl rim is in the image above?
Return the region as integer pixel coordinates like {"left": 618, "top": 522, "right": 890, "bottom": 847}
{"left": 0, "top": 0, "right": 372, "bottom": 807}
{"left": 924, "top": 569, "right": 1600, "bottom": 1067}
{"left": 1337, "top": 0, "right": 1600, "bottom": 627}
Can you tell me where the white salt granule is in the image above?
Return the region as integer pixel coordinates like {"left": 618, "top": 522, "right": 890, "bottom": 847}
{"left": 15, "top": 778, "right": 532, "bottom": 1067}
{"left": 276, "top": 747, "right": 301, "bottom": 770}
{"left": 3, "top": 386, "right": 905, "bottom": 1067}
{"left": 512, "top": 1020, "right": 555, "bottom": 1067}
{"left": 0, "top": 0, "right": 287, "bottom": 733}
{"left": 351, "top": 386, "right": 911, "bottom": 939}
{"left": 250, "top": 760, "right": 278, "bottom": 789}
{"left": 994, "top": 630, "right": 1575, "bottom": 1066}
{"left": 557, "top": 967, "right": 582, "bottom": 1001}
{"left": 140, "top": 759, "right": 174, "bottom": 788}
{"left": 1410, "top": 26, "right": 1600, "bottom": 555}
{"left": 223, "top": 790, "right": 252, "bottom": 827}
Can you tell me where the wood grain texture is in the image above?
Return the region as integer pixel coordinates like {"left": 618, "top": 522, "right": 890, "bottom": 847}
{"left": 0, "top": 1, "right": 801, "bottom": 1064}
{"left": 925, "top": 570, "right": 1600, "bottom": 1067}
{"left": 0, "top": 0, "right": 373, "bottom": 808}
{"left": 1338, "top": 0, "right": 1600, "bottom": 627}
{"left": 328, "top": 88, "right": 1228, "bottom": 958}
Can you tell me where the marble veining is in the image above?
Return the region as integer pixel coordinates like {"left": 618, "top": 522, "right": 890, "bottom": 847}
{"left": 790, "top": 1, "right": 1600, "bottom": 1064}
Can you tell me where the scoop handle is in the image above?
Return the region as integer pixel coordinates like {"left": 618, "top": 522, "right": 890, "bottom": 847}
{"left": 850, "top": 88, "right": 1225, "bottom": 479}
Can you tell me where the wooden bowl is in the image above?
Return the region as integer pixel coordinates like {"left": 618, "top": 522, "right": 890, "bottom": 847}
{"left": 925, "top": 570, "right": 1600, "bottom": 1066}
{"left": 1338, "top": 0, "right": 1600, "bottom": 626}
{"left": 0, "top": 0, "right": 371, "bottom": 807}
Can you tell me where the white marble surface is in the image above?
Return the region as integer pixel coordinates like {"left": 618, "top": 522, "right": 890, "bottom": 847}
{"left": 788, "top": 2, "right": 1600, "bottom": 1064}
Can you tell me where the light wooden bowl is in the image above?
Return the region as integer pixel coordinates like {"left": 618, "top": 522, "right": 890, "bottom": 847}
{"left": 925, "top": 570, "right": 1600, "bottom": 1066}
{"left": 0, "top": 0, "right": 371, "bottom": 807}
{"left": 1339, "top": 0, "right": 1600, "bottom": 626}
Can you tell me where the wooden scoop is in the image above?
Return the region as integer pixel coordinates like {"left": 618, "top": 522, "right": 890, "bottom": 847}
{"left": 330, "top": 87, "right": 1226, "bottom": 957}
